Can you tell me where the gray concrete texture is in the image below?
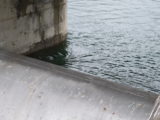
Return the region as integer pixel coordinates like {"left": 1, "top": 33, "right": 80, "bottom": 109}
{"left": 0, "top": 49, "right": 159, "bottom": 120}
{"left": 0, "top": 0, "right": 67, "bottom": 54}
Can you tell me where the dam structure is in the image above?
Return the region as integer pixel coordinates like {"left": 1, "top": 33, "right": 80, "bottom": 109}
{"left": 0, "top": 50, "right": 160, "bottom": 120}
{"left": 0, "top": 0, "right": 67, "bottom": 54}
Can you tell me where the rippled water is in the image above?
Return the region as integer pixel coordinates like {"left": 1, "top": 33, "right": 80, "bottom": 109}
{"left": 30, "top": 0, "right": 160, "bottom": 93}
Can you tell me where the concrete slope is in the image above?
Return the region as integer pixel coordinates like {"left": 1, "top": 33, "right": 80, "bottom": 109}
{"left": 0, "top": 50, "right": 159, "bottom": 120}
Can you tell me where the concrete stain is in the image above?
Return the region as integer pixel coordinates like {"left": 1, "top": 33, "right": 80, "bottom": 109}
{"left": 26, "top": 34, "right": 67, "bottom": 55}
{"left": 52, "top": 0, "right": 60, "bottom": 35}
{"left": 16, "top": 0, "right": 33, "bottom": 18}
{"left": 13, "top": 0, "right": 67, "bottom": 54}
{"left": 16, "top": 0, "right": 50, "bottom": 49}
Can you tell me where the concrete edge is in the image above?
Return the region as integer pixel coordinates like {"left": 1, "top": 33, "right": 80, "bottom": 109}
{"left": 0, "top": 49, "right": 158, "bottom": 102}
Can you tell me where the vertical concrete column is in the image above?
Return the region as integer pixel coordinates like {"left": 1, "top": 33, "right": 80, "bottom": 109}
{"left": 0, "top": 0, "right": 67, "bottom": 54}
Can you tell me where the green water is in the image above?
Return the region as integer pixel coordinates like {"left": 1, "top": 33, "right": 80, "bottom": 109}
{"left": 29, "top": 42, "right": 68, "bottom": 67}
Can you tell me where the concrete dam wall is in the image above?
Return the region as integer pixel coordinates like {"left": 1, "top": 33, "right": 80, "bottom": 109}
{"left": 0, "top": 0, "right": 67, "bottom": 54}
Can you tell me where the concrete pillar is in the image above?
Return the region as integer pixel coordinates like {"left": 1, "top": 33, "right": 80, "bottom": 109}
{"left": 0, "top": 0, "right": 67, "bottom": 54}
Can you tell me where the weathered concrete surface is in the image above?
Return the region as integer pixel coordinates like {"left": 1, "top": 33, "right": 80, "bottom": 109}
{"left": 0, "top": 0, "right": 67, "bottom": 54}
{"left": 149, "top": 96, "right": 160, "bottom": 120}
{"left": 0, "top": 49, "right": 159, "bottom": 120}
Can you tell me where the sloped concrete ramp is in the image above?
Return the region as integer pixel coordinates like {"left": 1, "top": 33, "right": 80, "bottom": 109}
{"left": 0, "top": 50, "right": 159, "bottom": 120}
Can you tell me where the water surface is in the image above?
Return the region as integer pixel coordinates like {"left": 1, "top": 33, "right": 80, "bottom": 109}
{"left": 30, "top": 0, "right": 160, "bottom": 93}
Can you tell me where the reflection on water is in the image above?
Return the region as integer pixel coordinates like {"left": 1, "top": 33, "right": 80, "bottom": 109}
{"left": 30, "top": 0, "right": 160, "bottom": 93}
